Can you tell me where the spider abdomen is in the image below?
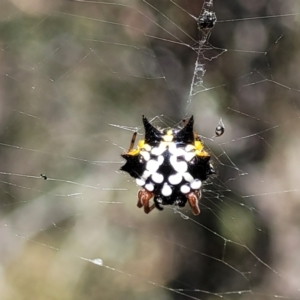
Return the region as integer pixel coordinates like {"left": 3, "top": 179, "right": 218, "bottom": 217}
{"left": 121, "top": 116, "right": 216, "bottom": 215}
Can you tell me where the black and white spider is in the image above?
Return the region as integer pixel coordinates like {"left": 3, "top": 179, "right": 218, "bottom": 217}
{"left": 120, "top": 116, "right": 224, "bottom": 215}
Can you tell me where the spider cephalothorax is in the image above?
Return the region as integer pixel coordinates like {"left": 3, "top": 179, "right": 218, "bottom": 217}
{"left": 120, "top": 116, "right": 216, "bottom": 215}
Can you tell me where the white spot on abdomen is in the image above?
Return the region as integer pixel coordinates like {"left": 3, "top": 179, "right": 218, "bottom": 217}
{"left": 142, "top": 170, "right": 151, "bottom": 179}
{"left": 143, "top": 144, "right": 151, "bottom": 151}
{"left": 183, "top": 172, "right": 194, "bottom": 182}
{"left": 146, "top": 159, "right": 159, "bottom": 173}
{"left": 180, "top": 184, "right": 191, "bottom": 194}
{"left": 184, "top": 152, "right": 195, "bottom": 162}
{"left": 185, "top": 144, "right": 194, "bottom": 152}
{"left": 145, "top": 183, "right": 154, "bottom": 191}
{"left": 140, "top": 150, "right": 150, "bottom": 161}
{"left": 157, "top": 155, "right": 164, "bottom": 165}
{"left": 162, "top": 183, "right": 172, "bottom": 196}
{"left": 168, "top": 173, "right": 182, "bottom": 185}
{"left": 152, "top": 172, "right": 164, "bottom": 183}
{"left": 191, "top": 179, "right": 202, "bottom": 190}
{"left": 172, "top": 160, "right": 188, "bottom": 173}
{"left": 151, "top": 144, "right": 166, "bottom": 156}
{"left": 169, "top": 145, "right": 186, "bottom": 157}
{"left": 136, "top": 178, "right": 145, "bottom": 186}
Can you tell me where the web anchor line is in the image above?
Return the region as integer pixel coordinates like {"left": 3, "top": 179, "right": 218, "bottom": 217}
{"left": 188, "top": 0, "right": 217, "bottom": 106}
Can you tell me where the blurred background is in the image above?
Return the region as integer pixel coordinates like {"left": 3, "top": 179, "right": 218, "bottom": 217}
{"left": 0, "top": 0, "right": 300, "bottom": 299}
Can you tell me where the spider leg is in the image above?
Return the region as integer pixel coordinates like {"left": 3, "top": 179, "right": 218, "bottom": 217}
{"left": 127, "top": 132, "right": 137, "bottom": 152}
{"left": 194, "top": 132, "right": 199, "bottom": 140}
{"left": 186, "top": 190, "right": 201, "bottom": 215}
{"left": 137, "top": 188, "right": 155, "bottom": 214}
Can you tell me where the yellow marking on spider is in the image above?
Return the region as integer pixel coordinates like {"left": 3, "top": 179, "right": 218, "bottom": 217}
{"left": 128, "top": 148, "right": 140, "bottom": 155}
{"left": 194, "top": 140, "right": 209, "bottom": 157}
{"left": 128, "top": 139, "right": 144, "bottom": 155}
{"left": 127, "top": 139, "right": 153, "bottom": 156}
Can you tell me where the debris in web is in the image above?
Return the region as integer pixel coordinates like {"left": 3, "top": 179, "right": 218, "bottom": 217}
{"left": 188, "top": 0, "right": 217, "bottom": 104}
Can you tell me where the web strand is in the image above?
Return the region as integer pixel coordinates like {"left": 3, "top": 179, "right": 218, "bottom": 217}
{"left": 0, "top": 0, "right": 300, "bottom": 299}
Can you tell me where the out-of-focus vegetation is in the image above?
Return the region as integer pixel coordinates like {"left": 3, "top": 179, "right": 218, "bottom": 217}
{"left": 0, "top": 0, "right": 300, "bottom": 299}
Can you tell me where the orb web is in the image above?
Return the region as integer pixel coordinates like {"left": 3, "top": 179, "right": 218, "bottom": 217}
{"left": 0, "top": 0, "right": 300, "bottom": 299}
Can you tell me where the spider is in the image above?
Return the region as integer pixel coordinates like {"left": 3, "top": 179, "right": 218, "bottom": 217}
{"left": 120, "top": 116, "right": 223, "bottom": 215}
